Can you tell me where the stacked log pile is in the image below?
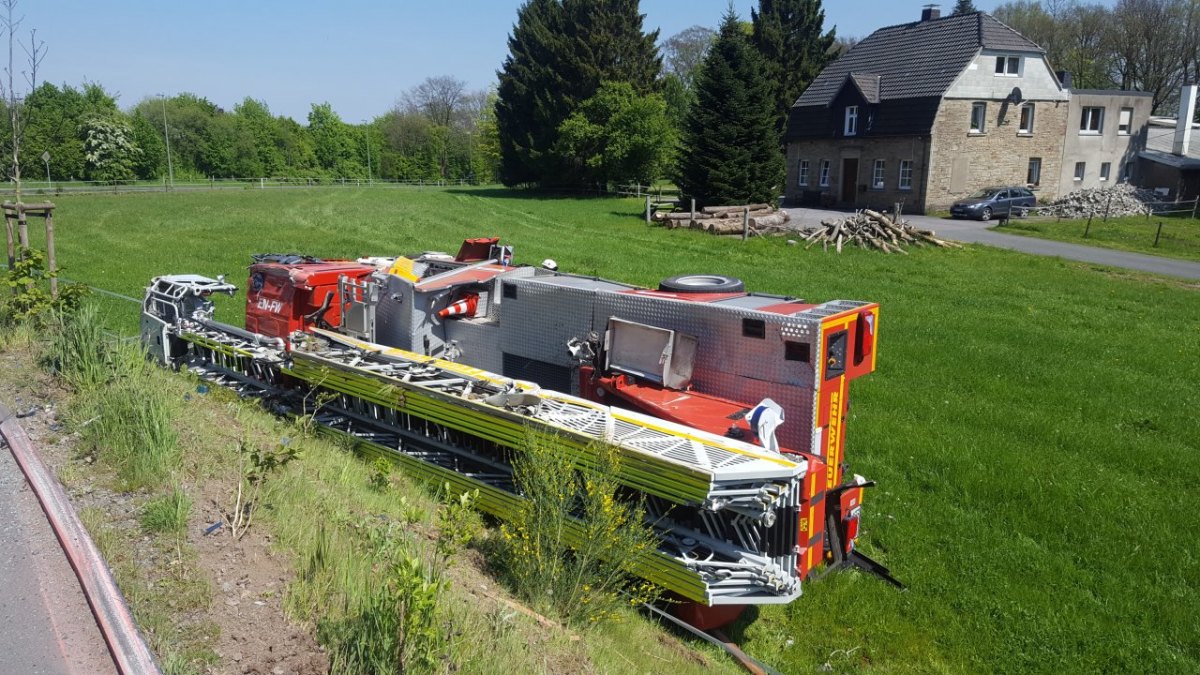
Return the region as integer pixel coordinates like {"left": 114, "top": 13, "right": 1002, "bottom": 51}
{"left": 1038, "top": 184, "right": 1156, "bottom": 218}
{"left": 797, "top": 210, "right": 962, "bottom": 253}
{"left": 652, "top": 203, "right": 792, "bottom": 235}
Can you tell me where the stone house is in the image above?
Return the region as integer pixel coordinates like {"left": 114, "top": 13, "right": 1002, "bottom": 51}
{"left": 784, "top": 8, "right": 1150, "bottom": 213}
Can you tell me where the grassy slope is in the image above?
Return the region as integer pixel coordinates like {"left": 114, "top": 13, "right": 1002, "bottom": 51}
{"left": 39, "top": 187, "right": 1200, "bottom": 673}
{"left": 996, "top": 214, "right": 1200, "bottom": 261}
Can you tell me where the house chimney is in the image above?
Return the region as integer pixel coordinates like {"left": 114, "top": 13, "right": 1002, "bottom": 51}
{"left": 921, "top": 4, "right": 941, "bottom": 21}
{"left": 1174, "top": 84, "right": 1197, "bottom": 156}
{"left": 1056, "top": 71, "right": 1073, "bottom": 90}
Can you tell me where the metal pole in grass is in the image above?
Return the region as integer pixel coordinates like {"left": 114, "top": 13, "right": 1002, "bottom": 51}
{"left": 1154, "top": 221, "right": 1163, "bottom": 247}
{"left": 742, "top": 207, "right": 749, "bottom": 241}
{"left": 159, "top": 94, "right": 174, "bottom": 191}
{"left": 1192, "top": 197, "right": 1198, "bottom": 219}
{"left": 1104, "top": 190, "right": 1112, "bottom": 222}
{"left": 1084, "top": 211, "right": 1093, "bottom": 238}
{"left": 645, "top": 196, "right": 651, "bottom": 224}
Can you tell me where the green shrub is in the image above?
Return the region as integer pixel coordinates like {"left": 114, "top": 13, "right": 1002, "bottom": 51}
{"left": 499, "top": 430, "right": 660, "bottom": 625}
{"left": 141, "top": 487, "right": 192, "bottom": 535}
{"left": 1, "top": 246, "right": 88, "bottom": 325}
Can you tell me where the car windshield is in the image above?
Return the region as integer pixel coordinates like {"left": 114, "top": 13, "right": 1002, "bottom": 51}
{"left": 967, "top": 189, "right": 1002, "bottom": 199}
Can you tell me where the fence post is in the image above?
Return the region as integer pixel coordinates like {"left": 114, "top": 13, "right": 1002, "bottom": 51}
{"left": 45, "top": 210, "right": 56, "bottom": 299}
{"left": 690, "top": 198, "right": 696, "bottom": 225}
{"left": 742, "top": 207, "right": 750, "bottom": 241}
{"left": 1084, "top": 212, "right": 1093, "bottom": 238}
{"left": 1154, "top": 221, "right": 1163, "bottom": 247}
{"left": 1192, "top": 197, "right": 1198, "bottom": 219}
{"left": 261, "top": 177, "right": 265, "bottom": 189}
{"left": 1103, "top": 191, "right": 1112, "bottom": 222}
{"left": 645, "top": 196, "right": 651, "bottom": 224}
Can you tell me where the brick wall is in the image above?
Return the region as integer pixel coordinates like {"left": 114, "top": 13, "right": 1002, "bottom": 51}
{"left": 785, "top": 137, "right": 931, "bottom": 213}
{"left": 926, "top": 98, "right": 1068, "bottom": 210}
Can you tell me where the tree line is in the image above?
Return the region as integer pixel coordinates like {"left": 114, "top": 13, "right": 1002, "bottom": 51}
{"left": 1, "top": 77, "right": 502, "bottom": 185}
{"left": 993, "top": 0, "right": 1200, "bottom": 113}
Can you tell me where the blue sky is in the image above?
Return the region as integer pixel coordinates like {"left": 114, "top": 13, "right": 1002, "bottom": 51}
{"left": 27, "top": 1, "right": 1001, "bottom": 122}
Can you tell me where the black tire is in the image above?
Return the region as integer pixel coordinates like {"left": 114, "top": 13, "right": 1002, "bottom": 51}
{"left": 659, "top": 274, "right": 745, "bottom": 293}
{"left": 980, "top": 207, "right": 992, "bottom": 221}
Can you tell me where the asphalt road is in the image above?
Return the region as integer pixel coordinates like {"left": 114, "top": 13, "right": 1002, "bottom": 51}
{"left": 785, "top": 207, "right": 1200, "bottom": 280}
{"left": 0, "top": 443, "right": 116, "bottom": 675}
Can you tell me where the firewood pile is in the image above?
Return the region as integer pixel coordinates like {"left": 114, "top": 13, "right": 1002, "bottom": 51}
{"left": 652, "top": 203, "right": 793, "bottom": 235}
{"left": 1036, "top": 184, "right": 1156, "bottom": 218}
{"left": 797, "top": 209, "right": 962, "bottom": 253}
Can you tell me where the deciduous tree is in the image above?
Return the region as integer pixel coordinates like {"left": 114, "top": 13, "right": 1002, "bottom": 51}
{"left": 555, "top": 81, "right": 675, "bottom": 187}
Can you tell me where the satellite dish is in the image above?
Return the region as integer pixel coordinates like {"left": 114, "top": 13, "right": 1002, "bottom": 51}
{"left": 1007, "top": 87, "right": 1024, "bottom": 104}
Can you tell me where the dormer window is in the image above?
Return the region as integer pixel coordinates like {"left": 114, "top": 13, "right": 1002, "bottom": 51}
{"left": 844, "top": 106, "right": 858, "bottom": 136}
{"left": 994, "top": 55, "right": 1021, "bottom": 76}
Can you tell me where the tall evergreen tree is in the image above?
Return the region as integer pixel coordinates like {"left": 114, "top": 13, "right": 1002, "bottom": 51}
{"left": 559, "top": 0, "right": 661, "bottom": 103}
{"left": 496, "top": 0, "right": 568, "bottom": 186}
{"left": 953, "top": 0, "right": 978, "bottom": 14}
{"left": 496, "top": 0, "right": 661, "bottom": 187}
{"left": 676, "top": 11, "right": 783, "bottom": 207}
{"left": 751, "top": 0, "right": 836, "bottom": 140}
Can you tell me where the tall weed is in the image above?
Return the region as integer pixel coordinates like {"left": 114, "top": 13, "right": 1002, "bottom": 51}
{"left": 317, "top": 520, "right": 454, "bottom": 674}
{"left": 73, "top": 340, "right": 180, "bottom": 490}
{"left": 46, "top": 302, "right": 110, "bottom": 390}
{"left": 500, "top": 430, "right": 660, "bottom": 626}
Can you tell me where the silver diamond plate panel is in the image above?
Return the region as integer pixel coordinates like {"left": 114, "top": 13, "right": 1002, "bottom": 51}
{"left": 593, "top": 291, "right": 824, "bottom": 453}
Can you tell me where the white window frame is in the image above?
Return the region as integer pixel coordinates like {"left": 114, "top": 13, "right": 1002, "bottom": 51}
{"left": 844, "top": 106, "right": 858, "bottom": 136}
{"left": 1027, "top": 157, "right": 1041, "bottom": 186}
{"left": 819, "top": 160, "right": 830, "bottom": 187}
{"left": 1074, "top": 161, "right": 1086, "bottom": 180}
{"left": 798, "top": 160, "right": 810, "bottom": 187}
{"left": 970, "top": 102, "right": 987, "bottom": 133}
{"left": 1018, "top": 103, "right": 1035, "bottom": 134}
{"left": 1099, "top": 162, "right": 1111, "bottom": 181}
{"left": 898, "top": 160, "right": 913, "bottom": 190}
{"left": 994, "top": 55, "right": 1021, "bottom": 76}
{"left": 1118, "top": 107, "right": 1133, "bottom": 135}
{"left": 872, "top": 159, "right": 885, "bottom": 189}
{"left": 1080, "top": 107, "right": 1104, "bottom": 134}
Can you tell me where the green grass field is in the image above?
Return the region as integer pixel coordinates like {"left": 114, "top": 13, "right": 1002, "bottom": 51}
{"left": 996, "top": 213, "right": 1200, "bottom": 261}
{"left": 27, "top": 187, "right": 1200, "bottom": 673}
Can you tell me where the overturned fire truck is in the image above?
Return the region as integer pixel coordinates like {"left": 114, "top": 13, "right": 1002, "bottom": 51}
{"left": 141, "top": 237, "right": 898, "bottom": 628}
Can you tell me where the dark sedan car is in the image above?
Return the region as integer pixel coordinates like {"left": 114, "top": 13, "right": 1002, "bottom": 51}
{"left": 950, "top": 186, "right": 1036, "bottom": 221}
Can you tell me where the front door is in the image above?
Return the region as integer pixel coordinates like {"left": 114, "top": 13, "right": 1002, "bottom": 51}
{"left": 841, "top": 158, "right": 858, "bottom": 204}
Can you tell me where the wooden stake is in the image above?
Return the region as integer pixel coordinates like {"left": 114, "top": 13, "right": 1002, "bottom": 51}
{"left": 1154, "top": 221, "right": 1163, "bottom": 247}
{"left": 17, "top": 210, "right": 28, "bottom": 251}
{"left": 3, "top": 211, "right": 13, "bottom": 270}
{"left": 742, "top": 207, "right": 749, "bottom": 241}
{"left": 45, "top": 210, "right": 57, "bottom": 298}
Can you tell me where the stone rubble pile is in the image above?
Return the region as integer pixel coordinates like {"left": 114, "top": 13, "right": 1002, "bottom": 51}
{"left": 1039, "top": 183, "right": 1157, "bottom": 218}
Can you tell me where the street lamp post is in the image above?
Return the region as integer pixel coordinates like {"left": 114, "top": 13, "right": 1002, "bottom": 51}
{"left": 362, "top": 121, "right": 373, "bottom": 186}
{"left": 159, "top": 94, "right": 174, "bottom": 191}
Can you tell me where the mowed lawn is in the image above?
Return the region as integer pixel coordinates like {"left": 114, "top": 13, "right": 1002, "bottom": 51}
{"left": 996, "top": 213, "right": 1200, "bottom": 262}
{"left": 36, "top": 187, "right": 1200, "bottom": 673}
